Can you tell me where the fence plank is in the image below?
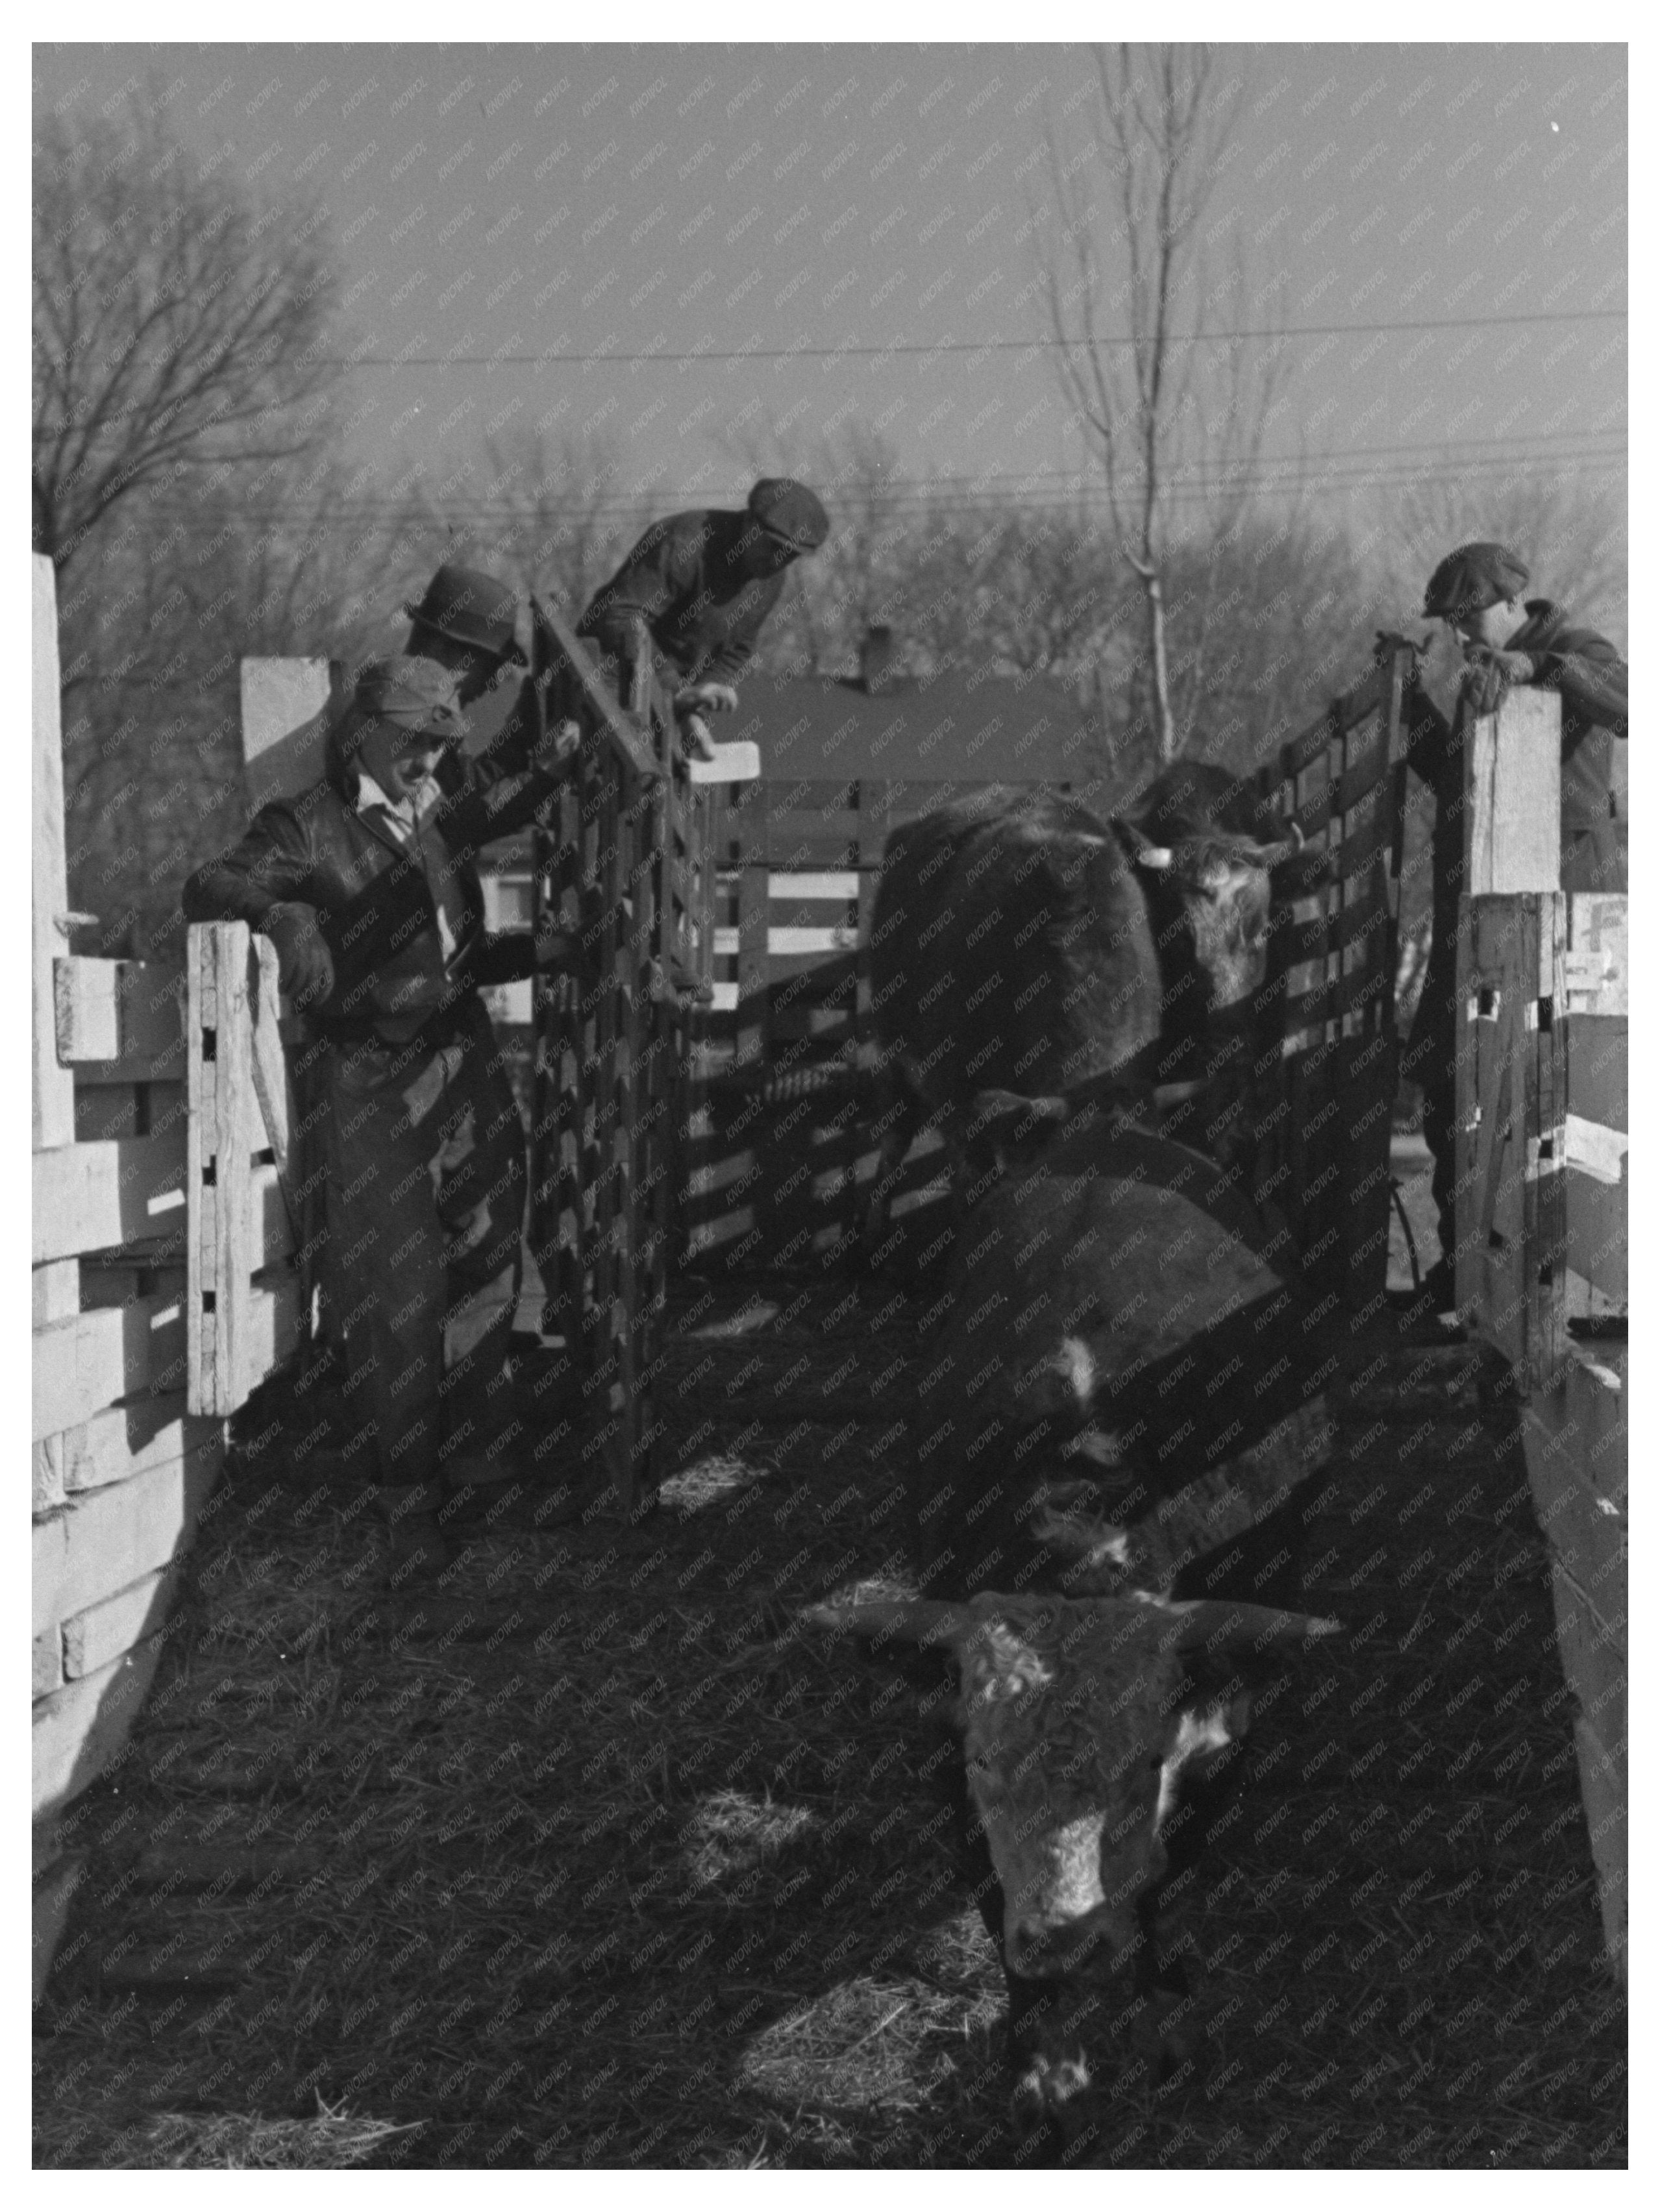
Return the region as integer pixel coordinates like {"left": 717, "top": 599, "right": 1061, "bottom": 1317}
{"left": 32, "top": 1297, "right": 189, "bottom": 1443}
{"left": 32, "top": 1132, "right": 189, "bottom": 1266}
{"left": 49, "top": 1392, "right": 215, "bottom": 1495}
{"left": 1466, "top": 691, "right": 1562, "bottom": 895}
{"left": 33, "top": 1636, "right": 168, "bottom": 1823}
{"left": 34, "top": 555, "right": 75, "bottom": 1155}
{"left": 187, "top": 926, "right": 256, "bottom": 1416}
{"left": 32, "top": 1438, "right": 221, "bottom": 1638}
{"left": 55, "top": 959, "right": 184, "bottom": 1067}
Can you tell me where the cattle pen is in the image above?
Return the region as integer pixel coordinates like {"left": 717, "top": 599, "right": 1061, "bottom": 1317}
{"left": 32, "top": 555, "right": 1626, "bottom": 2168}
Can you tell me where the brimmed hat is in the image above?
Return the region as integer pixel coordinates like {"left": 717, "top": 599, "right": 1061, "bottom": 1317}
{"left": 338, "top": 655, "right": 467, "bottom": 754}
{"left": 403, "top": 561, "right": 528, "bottom": 665}
{"left": 748, "top": 478, "right": 830, "bottom": 553}
{"left": 1423, "top": 542, "right": 1530, "bottom": 622}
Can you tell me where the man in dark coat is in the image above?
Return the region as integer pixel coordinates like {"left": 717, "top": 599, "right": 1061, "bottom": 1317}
{"left": 577, "top": 477, "right": 829, "bottom": 758}
{"left": 181, "top": 656, "right": 578, "bottom": 1581}
{"left": 1390, "top": 541, "right": 1628, "bottom": 1310}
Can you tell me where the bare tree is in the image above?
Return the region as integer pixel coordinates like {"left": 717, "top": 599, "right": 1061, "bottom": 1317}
{"left": 33, "top": 101, "right": 340, "bottom": 572}
{"left": 1043, "top": 45, "right": 1285, "bottom": 762}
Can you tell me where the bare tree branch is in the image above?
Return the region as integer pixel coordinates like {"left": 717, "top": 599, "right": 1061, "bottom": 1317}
{"left": 33, "top": 103, "right": 339, "bottom": 571}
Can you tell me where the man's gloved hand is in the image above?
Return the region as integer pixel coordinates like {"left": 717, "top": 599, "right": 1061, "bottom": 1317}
{"left": 675, "top": 682, "right": 739, "bottom": 717}
{"left": 1461, "top": 646, "right": 1534, "bottom": 718}
{"left": 262, "top": 902, "right": 334, "bottom": 1007}
{"left": 532, "top": 922, "right": 575, "bottom": 969}
{"left": 532, "top": 717, "right": 582, "bottom": 780}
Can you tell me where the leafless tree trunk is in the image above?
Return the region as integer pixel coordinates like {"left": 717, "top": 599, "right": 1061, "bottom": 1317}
{"left": 1043, "top": 45, "right": 1285, "bottom": 763}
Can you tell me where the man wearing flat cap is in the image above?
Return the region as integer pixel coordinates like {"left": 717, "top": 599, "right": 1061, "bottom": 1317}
{"left": 182, "top": 655, "right": 581, "bottom": 1585}
{"left": 1383, "top": 540, "right": 1628, "bottom": 1312}
{"left": 577, "top": 476, "right": 830, "bottom": 760}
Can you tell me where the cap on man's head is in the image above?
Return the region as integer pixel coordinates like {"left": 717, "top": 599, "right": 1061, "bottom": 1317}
{"left": 748, "top": 478, "right": 830, "bottom": 553}
{"left": 341, "top": 655, "right": 467, "bottom": 750}
{"left": 403, "top": 561, "right": 528, "bottom": 665}
{"left": 1423, "top": 542, "right": 1530, "bottom": 622}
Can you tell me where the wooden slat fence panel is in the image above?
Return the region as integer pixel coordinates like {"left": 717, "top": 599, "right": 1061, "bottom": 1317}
{"left": 528, "top": 598, "right": 719, "bottom": 1516}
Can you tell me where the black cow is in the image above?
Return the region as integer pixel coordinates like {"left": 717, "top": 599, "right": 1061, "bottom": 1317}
{"left": 813, "top": 1088, "right": 1343, "bottom": 2149}
{"left": 861, "top": 785, "right": 1301, "bottom": 1259}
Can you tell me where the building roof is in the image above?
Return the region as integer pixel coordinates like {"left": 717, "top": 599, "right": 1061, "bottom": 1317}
{"left": 734, "top": 667, "right": 1096, "bottom": 785}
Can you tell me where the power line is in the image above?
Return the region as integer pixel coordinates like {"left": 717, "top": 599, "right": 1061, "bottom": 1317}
{"left": 319, "top": 306, "right": 1628, "bottom": 370}
{"left": 118, "top": 424, "right": 1629, "bottom": 518}
{"left": 128, "top": 450, "right": 1628, "bottom": 535}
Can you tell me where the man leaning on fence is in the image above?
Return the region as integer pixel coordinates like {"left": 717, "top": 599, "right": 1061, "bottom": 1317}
{"left": 181, "top": 654, "right": 579, "bottom": 1588}
{"left": 1383, "top": 540, "right": 1628, "bottom": 1316}
{"left": 576, "top": 476, "right": 829, "bottom": 763}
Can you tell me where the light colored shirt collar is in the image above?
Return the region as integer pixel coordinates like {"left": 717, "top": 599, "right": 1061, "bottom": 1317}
{"left": 355, "top": 769, "right": 439, "bottom": 828}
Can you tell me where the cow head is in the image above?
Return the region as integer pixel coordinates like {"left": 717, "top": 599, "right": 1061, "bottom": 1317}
{"left": 806, "top": 1589, "right": 1340, "bottom": 2135}
{"left": 1113, "top": 815, "right": 1304, "bottom": 1014}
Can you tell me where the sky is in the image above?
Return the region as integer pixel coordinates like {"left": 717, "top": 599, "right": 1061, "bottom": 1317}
{"left": 32, "top": 39, "right": 1627, "bottom": 548}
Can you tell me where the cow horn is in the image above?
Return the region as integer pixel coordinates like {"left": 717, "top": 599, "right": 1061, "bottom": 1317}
{"left": 1160, "top": 1599, "right": 1343, "bottom": 1654}
{"left": 1113, "top": 818, "right": 1174, "bottom": 871}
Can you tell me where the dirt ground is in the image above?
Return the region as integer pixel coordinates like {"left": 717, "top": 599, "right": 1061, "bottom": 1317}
{"left": 32, "top": 1144, "right": 1626, "bottom": 2169}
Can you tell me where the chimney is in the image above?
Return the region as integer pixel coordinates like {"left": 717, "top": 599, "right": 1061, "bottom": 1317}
{"left": 860, "top": 624, "right": 900, "bottom": 694}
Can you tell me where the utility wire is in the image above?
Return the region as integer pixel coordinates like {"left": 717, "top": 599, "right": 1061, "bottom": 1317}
{"left": 127, "top": 452, "right": 1628, "bottom": 534}
{"left": 316, "top": 306, "right": 1627, "bottom": 369}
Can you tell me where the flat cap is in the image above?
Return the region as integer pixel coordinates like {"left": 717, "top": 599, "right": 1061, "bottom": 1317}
{"left": 1423, "top": 542, "right": 1530, "bottom": 621}
{"left": 748, "top": 478, "right": 830, "bottom": 552}
{"left": 348, "top": 654, "right": 467, "bottom": 739}
{"left": 403, "top": 561, "right": 528, "bottom": 665}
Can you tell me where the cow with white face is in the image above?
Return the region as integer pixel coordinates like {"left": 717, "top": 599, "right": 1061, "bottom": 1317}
{"left": 813, "top": 1087, "right": 1346, "bottom": 2149}
{"left": 807, "top": 1587, "right": 1339, "bottom": 2145}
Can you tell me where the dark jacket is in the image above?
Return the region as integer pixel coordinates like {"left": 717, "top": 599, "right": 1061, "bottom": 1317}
{"left": 181, "top": 738, "right": 567, "bottom": 1044}
{"left": 577, "top": 509, "right": 786, "bottom": 686}
{"left": 1404, "top": 598, "right": 1628, "bottom": 1048}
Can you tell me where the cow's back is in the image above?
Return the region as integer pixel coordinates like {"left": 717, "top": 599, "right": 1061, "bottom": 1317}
{"left": 869, "top": 789, "right": 1162, "bottom": 1115}
{"left": 913, "top": 1116, "right": 1332, "bottom": 1604}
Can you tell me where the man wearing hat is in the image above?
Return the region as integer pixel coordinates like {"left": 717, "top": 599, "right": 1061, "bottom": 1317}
{"left": 1384, "top": 541, "right": 1628, "bottom": 1312}
{"left": 577, "top": 477, "right": 830, "bottom": 759}
{"left": 182, "top": 656, "right": 580, "bottom": 1586}
{"left": 404, "top": 559, "right": 528, "bottom": 704}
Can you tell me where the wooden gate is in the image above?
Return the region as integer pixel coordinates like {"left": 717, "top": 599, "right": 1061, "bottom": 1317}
{"left": 528, "top": 602, "right": 722, "bottom": 1516}
{"left": 32, "top": 556, "right": 303, "bottom": 1998}
{"left": 1454, "top": 687, "right": 1628, "bottom": 1982}
{"left": 1232, "top": 646, "right": 1411, "bottom": 1312}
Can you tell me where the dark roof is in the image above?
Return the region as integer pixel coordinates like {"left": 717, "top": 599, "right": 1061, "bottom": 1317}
{"left": 734, "top": 669, "right": 1096, "bottom": 785}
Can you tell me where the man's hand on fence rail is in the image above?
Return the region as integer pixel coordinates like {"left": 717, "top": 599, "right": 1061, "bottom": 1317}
{"left": 1372, "top": 629, "right": 1433, "bottom": 668}
{"left": 1460, "top": 645, "right": 1533, "bottom": 719}
{"left": 532, "top": 717, "right": 582, "bottom": 780}
{"left": 262, "top": 902, "right": 335, "bottom": 1009}
{"left": 675, "top": 682, "right": 739, "bottom": 718}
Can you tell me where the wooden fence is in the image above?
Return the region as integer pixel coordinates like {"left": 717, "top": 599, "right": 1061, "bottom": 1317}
{"left": 529, "top": 602, "right": 723, "bottom": 1516}
{"left": 680, "top": 648, "right": 1411, "bottom": 1312}
{"left": 32, "top": 557, "right": 303, "bottom": 1997}
{"left": 1454, "top": 688, "right": 1628, "bottom": 1982}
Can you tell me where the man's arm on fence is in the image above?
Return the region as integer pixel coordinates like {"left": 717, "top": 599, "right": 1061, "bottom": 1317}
{"left": 181, "top": 800, "right": 316, "bottom": 928}
{"left": 1530, "top": 628, "right": 1628, "bottom": 739}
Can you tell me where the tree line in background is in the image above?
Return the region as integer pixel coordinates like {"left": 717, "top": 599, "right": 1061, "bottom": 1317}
{"left": 36, "top": 86, "right": 1626, "bottom": 970}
